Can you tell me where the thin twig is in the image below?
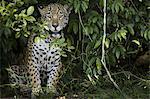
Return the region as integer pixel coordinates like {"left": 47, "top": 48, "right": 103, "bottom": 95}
{"left": 103, "top": 71, "right": 147, "bottom": 82}
{"left": 78, "top": 12, "right": 93, "bottom": 42}
{"left": 101, "top": 0, "right": 122, "bottom": 93}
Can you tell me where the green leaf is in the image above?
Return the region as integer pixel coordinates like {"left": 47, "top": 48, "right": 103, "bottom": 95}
{"left": 127, "top": 24, "right": 134, "bottom": 36}
{"left": 119, "top": 45, "right": 126, "bottom": 55}
{"left": 99, "top": 0, "right": 104, "bottom": 8}
{"left": 15, "top": 28, "right": 21, "bottom": 31}
{"left": 44, "top": 26, "right": 49, "bottom": 31}
{"left": 105, "top": 38, "right": 110, "bottom": 48}
{"left": 61, "top": 52, "right": 67, "bottom": 57}
{"left": 118, "top": 2, "right": 124, "bottom": 12}
{"left": 86, "top": 67, "right": 92, "bottom": 75}
{"left": 144, "top": 30, "right": 148, "bottom": 40}
{"left": 92, "top": 17, "right": 98, "bottom": 23}
{"left": 83, "top": 0, "right": 88, "bottom": 9}
{"left": 81, "top": 1, "right": 86, "bottom": 12}
{"left": 135, "top": 16, "right": 140, "bottom": 22}
{"left": 81, "top": 1, "right": 88, "bottom": 12}
{"left": 89, "top": 26, "right": 93, "bottom": 34}
{"left": 119, "top": 29, "right": 127, "bottom": 40}
{"left": 25, "top": 16, "right": 36, "bottom": 22}
{"left": 34, "top": 36, "right": 41, "bottom": 43}
{"left": 61, "top": 43, "right": 67, "bottom": 47}
{"left": 115, "top": 3, "right": 119, "bottom": 13}
{"left": 107, "top": 52, "right": 116, "bottom": 65}
{"left": 21, "top": 9, "right": 26, "bottom": 14}
{"left": 66, "top": 37, "right": 72, "bottom": 46}
{"left": 147, "top": 30, "right": 150, "bottom": 40}
{"left": 23, "top": 33, "right": 28, "bottom": 37}
{"left": 68, "top": 46, "right": 75, "bottom": 50}
{"left": 93, "top": 25, "right": 99, "bottom": 33}
{"left": 111, "top": 3, "right": 115, "bottom": 13}
{"left": 67, "top": 46, "right": 75, "bottom": 52}
{"left": 117, "top": 32, "right": 122, "bottom": 41}
{"left": 116, "top": 47, "right": 120, "bottom": 59}
{"left": 115, "top": 32, "right": 118, "bottom": 41}
{"left": 74, "top": 0, "right": 80, "bottom": 13}
{"left": 94, "top": 39, "right": 101, "bottom": 49}
{"left": 89, "top": 57, "right": 96, "bottom": 67}
{"left": 62, "top": 54, "right": 67, "bottom": 57}
{"left": 26, "top": 31, "right": 30, "bottom": 35}
{"left": 15, "top": 32, "right": 21, "bottom": 38}
{"left": 73, "top": 22, "right": 78, "bottom": 34}
{"left": 96, "top": 58, "right": 102, "bottom": 70}
{"left": 83, "top": 26, "right": 89, "bottom": 35}
{"left": 140, "top": 31, "right": 144, "bottom": 37}
{"left": 110, "top": 32, "right": 116, "bottom": 41}
{"left": 59, "top": 38, "right": 65, "bottom": 43}
{"left": 27, "top": 6, "right": 34, "bottom": 16}
{"left": 40, "top": 34, "right": 46, "bottom": 38}
{"left": 132, "top": 40, "right": 140, "bottom": 46}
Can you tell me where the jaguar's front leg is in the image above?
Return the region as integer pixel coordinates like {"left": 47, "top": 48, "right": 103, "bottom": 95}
{"left": 28, "top": 63, "right": 42, "bottom": 96}
{"left": 46, "top": 54, "right": 62, "bottom": 93}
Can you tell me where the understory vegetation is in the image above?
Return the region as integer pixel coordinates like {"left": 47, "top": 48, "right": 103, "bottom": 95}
{"left": 0, "top": 0, "right": 149, "bottom": 98}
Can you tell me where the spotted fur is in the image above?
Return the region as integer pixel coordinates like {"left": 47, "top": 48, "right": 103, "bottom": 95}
{"left": 38, "top": 3, "right": 71, "bottom": 33}
{"left": 8, "top": 3, "right": 71, "bottom": 96}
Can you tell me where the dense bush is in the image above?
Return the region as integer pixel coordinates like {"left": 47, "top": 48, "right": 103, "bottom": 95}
{"left": 0, "top": 0, "right": 149, "bottom": 98}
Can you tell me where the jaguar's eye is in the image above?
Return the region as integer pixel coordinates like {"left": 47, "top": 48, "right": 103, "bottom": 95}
{"left": 46, "top": 14, "right": 51, "bottom": 19}
{"left": 59, "top": 15, "right": 64, "bottom": 19}
{"left": 59, "top": 11, "right": 62, "bottom": 14}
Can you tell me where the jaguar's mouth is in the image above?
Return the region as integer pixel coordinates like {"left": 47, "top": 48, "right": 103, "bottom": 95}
{"left": 52, "top": 32, "right": 59, "bottom": 35}
{"left": 51, "top": 32, "right": 61, "bottom": 38}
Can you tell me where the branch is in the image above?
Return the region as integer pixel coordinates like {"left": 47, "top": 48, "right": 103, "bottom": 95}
{"left": 78, "top": 12, "right": 93, "bottom": 42}
{"left": 101, "top": 0, "right": 122, "bottom": 93}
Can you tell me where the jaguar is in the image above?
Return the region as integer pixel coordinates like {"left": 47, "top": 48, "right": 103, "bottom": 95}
{"left": 8, "top": 3, "right": 72, "bottom": 96}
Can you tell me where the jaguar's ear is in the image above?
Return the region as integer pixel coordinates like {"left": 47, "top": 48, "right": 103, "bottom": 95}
{"left": 64, "top": 4, "right": 72, "bottom": 14}
{"left": 37, "top": 4, "right": 44, "bottom": 14}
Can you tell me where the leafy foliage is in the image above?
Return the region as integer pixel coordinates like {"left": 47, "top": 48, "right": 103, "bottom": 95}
{"left": 0, "top": 0, "right": 149, "bottom": 98}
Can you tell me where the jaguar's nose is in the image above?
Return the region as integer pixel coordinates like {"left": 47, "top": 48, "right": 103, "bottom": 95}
{"left": 52, "top": 24, "right": 58, "bottom": 28}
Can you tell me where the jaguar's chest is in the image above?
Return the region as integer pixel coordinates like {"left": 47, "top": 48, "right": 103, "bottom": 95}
{"left": 31, "top": 38, "right": 61, "bottom": 65}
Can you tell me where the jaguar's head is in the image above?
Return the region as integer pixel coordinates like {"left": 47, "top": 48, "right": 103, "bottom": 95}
{"left": 38, "top": 4, "right": 72, "bottom": 34}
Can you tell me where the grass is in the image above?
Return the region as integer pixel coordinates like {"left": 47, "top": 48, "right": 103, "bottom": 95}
{"left": 0, "top": 79, "right": 149, "bottom": 99}
{"left": 0, "top": 67, "right": 149, "bottom": 99}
